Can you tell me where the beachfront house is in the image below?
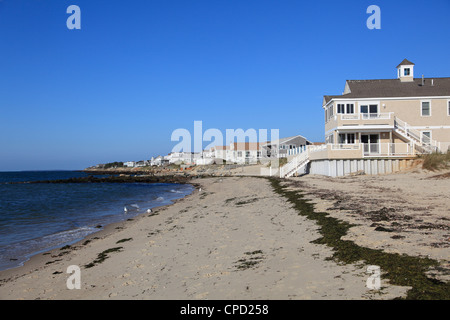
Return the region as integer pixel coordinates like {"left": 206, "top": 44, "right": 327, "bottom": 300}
{"left": 203, "top": 142, "right": 262, "bottom": 164}
{"left": 228, "top": 142, "right": 262, "bottom": 164}
{"left": 322, "top": 59, "right": 450, "bottom": 156}
{"left": 279, "top": 59, "right": 450, "bottom": 177}
{"left": 260, "top": 135, "right": 311, "bottom": 158}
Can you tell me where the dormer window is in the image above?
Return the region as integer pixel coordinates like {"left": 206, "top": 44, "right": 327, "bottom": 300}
{"left": 396, "top": 59, "right": 415, "bottom": 82}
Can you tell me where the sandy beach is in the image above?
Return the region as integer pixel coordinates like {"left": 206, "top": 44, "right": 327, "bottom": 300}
{"left": 0, "top": 169, "right": 448, "bottom": 300}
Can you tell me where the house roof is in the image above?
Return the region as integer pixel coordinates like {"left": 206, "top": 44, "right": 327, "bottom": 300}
{"left": 324, "top": 77, "right": 450, "bottom": 105}
{"left": 231, "top": 142, "right": 261, "bottom": 151}
{"left": 396, "top": 59, "right": 415, "bottom": 68}
{"left": 212, "top": 145, "right": 229, "bottom": 150}
{"left": 261, "top": 135, "right": 310, "bottom": 146}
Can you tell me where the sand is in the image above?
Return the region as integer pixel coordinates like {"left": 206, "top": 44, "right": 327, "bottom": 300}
{"left": 1, "top": 169, "right": 448, "bottom": 300}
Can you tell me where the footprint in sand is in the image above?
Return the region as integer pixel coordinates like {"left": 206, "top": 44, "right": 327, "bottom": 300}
{"left": 122, "top": 281, "right": 135, "bottom": 286}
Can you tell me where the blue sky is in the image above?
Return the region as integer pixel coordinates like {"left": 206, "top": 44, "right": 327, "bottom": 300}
{"left": 1, "top": 0, "right": 450, "bottom": 171}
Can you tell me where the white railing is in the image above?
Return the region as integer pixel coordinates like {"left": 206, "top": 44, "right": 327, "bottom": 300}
{"left": 331, "top": 143, "right": 361, "bottom": 150}
{"left": 281, "top": 144, "right": 328, "bottom": 177}
{"left": 280, "top": 141, "right": 422, "bottom": 177}
{"left": 329, "top": 143, "right": 416, "bottom": 157}
{"left": 362, "top": 143, "right": 415, "bottom": 157}
{"left": 394, "top": 117, "right": 440, "bottom": 153}
{"left": 280, "top": 151, "right": 309, "bottom": 178}
{"left": 337, "top": 112, "right": 393, "bottom": 121}
{"left": 287, "top": 145, "right": 308, "bottom": 156}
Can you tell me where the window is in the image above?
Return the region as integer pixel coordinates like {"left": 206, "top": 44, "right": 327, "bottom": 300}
{"left": 422, "top": 131, "right": 431, "bottom": 144}
{"left": 421, "top": 101, "right": 431, "bottom": 116}
{"left": 338, "top": 134, "right": 346, "bottom": 144}
{"left": 404, "top": 68, "right": 410, "bottom": 76}
{"left": 448, "top": 101, "right": 450, "bottom": 116}
{"left": 245, "top": 151, "right": 250, "bottom": 158}
{"left": 360, "top": 104, "right": 378, "bottom": 118}
{"left": 326, "top": 134, "right": 334, "bottom": 144}
{"left": 346, "top": 104, "right": 354, "bottom": 114}
{"left": 360, "top": 105, "right": 368, "bottom": 114}
{"left": 237, "top": 151, "right": 242, "bottom": 157}
{"left": 337, "top": 104, "right": 345, "bottom": 114}
{"left": 347, "top": 133, "right": 355, "bottom": 144}
{"left": 338, "top": 133, "right": 355, "bottom": 144}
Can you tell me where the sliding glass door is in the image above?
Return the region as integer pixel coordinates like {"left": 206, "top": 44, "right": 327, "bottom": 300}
{"left": 361, "top": 134, "right": 379, "bottom": 155}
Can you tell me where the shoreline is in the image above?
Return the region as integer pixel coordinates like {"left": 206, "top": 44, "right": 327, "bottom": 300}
{"left": 0, "top": 180, "right": 199, "bottom": 275}
{"left": 0, "top": 181, "right": 200, "bottom": 284}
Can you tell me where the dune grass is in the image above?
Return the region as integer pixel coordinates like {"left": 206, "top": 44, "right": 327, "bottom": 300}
{"left": 421, "top": 151, "right": 450, "bottom": 171}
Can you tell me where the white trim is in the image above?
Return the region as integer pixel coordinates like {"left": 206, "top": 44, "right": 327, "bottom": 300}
{"left": 325, "top": 125, "right": 393, "bottom": 135}
{"left": 324, "top": 96, "right": 450, "bottom": 107}
{"left": 420, "top": 100, "right": 432, "bottom": 117}
{"left": 409, "top": 125, "right": 450, "bottom": 130}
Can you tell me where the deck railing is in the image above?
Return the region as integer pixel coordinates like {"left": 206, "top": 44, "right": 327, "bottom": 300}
{"left": 336, "top": 112, "right": 393, "bottom": 121}
{"left": 329, "top": 143, "right": 416, "bottom": 157}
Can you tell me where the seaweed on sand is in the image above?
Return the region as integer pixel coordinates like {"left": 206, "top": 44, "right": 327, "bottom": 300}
{"left": 269, "top": 177, "right": 450, "bottom": 300}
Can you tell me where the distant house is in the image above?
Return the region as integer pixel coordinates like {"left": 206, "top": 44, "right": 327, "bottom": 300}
{"left": 149, "top": 156, "right": 168, "bottom": 166}
{"left": 260, "top": 135, "right": 311, "bottom": 158}
{"left": 228, "top": 142, "right": 262, "bottom": 164}
{"left": 123, "top": 161, "right": 136, "bottom": 168}
{"left": 210, "top": 146, "right": 229, "bottom": 162}
{"left": 166, "top": 152, "right": 200, "bottom": 165}
{"left": 135, "top": 160, "right": 148, "bottom": 167}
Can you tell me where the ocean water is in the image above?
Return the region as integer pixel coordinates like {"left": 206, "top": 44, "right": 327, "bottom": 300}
{"left": 0, "top": 171, "right": 194, "bottom": 271}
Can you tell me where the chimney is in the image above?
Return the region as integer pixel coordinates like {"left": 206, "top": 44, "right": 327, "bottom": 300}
{"left": 422, "top": 75, "right": 424, "bottom": 86}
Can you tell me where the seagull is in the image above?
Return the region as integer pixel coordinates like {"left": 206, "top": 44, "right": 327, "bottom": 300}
{"left": 124, "top": 206, "right": 128, "bottom": 213}
{"left": 146, "top": 209, "right": 152, "bottom": 214}
{"left": 199, "top": 188, "right": 202, "bottom": 192}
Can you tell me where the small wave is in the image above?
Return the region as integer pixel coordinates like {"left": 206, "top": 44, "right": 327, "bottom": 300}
{"left": 0, "top": 226, "right": 98, "bottom": 270}
{"left": 124, "top": 203, "right": 140, "bottom": 212}
{"left": 156, "top": 196, "right": 164, "bottom": 201}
